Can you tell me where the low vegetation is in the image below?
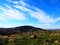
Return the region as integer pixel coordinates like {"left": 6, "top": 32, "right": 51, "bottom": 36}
{"left": 0, "top": 30, "right": 60, "bottom": 45}
{"left": 0, "top": 26, "right": 60, "bottom": 45}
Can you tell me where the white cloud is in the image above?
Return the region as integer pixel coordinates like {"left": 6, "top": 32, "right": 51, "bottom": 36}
{"left": 14, "top": 1, "right": 60, "bottom": 24}
{"left": 11, "top": 1, "right": 19, "bottom": 4}
{"left": 4, "top": 9, "right": 26, "bottom": 20}
{"left": 6, "top": 0, "right": 19, "bottom": 4}
{"left": 0, "top": 4, "right": 26, "bottom": 21}
{"left": 0, "top": 0, "right": 60, "bottom": 29}
{"left": 0, "top": 7, "right": 7, "bottom": 21}
{"left": 13, "top": 1, "right": 60, "bottom": 29}
{"left": 0, "top": 15, "right": 7, "bottom": 21}
{"left": 0, "top": 6, "right": 6, "bottom": 11}
{"left": 30, "top": 8, "right": 60, "bottom": 23}
{"left": 20, "top": 1, "right": 26, "bottom": 6}
{"left": 15, "top": 4, "right": 60, "bottom": 24}
{"left": 15, "top": 5, "right": 32, "bottom": 12}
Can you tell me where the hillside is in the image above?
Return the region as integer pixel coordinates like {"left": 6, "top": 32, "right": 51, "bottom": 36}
{"left": 0, "top": 26, "right": 60, "bottom": 45}
{"left": 0, "top": 26, "right": 45, "bottom": 36}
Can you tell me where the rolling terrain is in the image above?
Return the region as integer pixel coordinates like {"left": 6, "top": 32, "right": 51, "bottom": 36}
{"left": 0, "top": 26, "right": 46, "bottom": 36}
{"left": 0, "top": 26, "right": 60, "bottom": 45}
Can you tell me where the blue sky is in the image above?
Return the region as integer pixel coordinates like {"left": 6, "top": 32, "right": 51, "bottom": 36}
{"left": 0, "top": 0, "right": 60, "bottom": 29}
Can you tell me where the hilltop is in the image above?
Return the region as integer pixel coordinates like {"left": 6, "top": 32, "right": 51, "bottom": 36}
{"left": 0, "top": 26, "right": 60, "bottom": 45}
{"left": 0, "top": 25, "right": 60, "bottom": 36}
{"left": 0, "top": 26, "right": 46, "bottom": 35}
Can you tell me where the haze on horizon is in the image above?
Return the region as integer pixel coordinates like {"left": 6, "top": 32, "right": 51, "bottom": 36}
{"left": 0, "top": 0, "right": 60, "bottom": 29}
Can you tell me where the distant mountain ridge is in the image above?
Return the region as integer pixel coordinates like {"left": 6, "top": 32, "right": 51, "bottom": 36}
{"left": 0, "top": 26, "right": 45, "bottom": 36}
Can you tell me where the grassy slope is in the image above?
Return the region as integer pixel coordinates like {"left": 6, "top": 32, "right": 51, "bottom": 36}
{"left": 0, "top": 30, "right": 60, "bottom": 45}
